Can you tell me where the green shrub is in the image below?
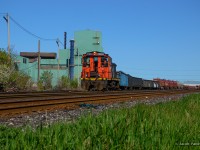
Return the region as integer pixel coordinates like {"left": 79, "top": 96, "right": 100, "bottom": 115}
{"left": 56, "top": 76, "right": 70, "bottom": 89}
{"left": 70, "top": 78, "right": 78, "bottom": 89}
{"left": 56, "top": 77, "right": 80, "bottom": 90}
{"left": 40, "top": 71, "right": 53, "bottom": 90}
{"left": 6, "top": 71, "right": 31, "bottom": 90}
{"left": 37, "top": 80, "right": 44, "bottom": 91}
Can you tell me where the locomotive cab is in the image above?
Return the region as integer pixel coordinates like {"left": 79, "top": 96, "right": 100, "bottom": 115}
{"left": 81, "top": 51, "right": 112, "bottom": 79}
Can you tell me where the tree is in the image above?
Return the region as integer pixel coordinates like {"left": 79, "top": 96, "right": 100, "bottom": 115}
{"left": 0, "top": 49, "right": 31, "bottom": 91}
{"left": 0, "top": 50, "right": 12, "bottom": 90}
{"left": 0, "top": 50, "right": 11, "bottom": 66}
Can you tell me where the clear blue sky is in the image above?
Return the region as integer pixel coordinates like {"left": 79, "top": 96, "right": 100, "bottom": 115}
{"left": 1, "top": 0, "right": 200, "bottom": 82}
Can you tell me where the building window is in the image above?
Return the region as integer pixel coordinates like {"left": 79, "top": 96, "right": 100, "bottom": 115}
{"left": 23, "top": 58, "right": 27, "bottom": 64}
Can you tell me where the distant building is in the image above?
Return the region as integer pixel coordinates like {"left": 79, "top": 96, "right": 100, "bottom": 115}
{"left": 182, "top": 81, "right": 200, "bottom": 87}
{"left": 183, "top": 84, "right": 200, "bottom": 87}
{"left": 15, "top": 30, "right": 103, "bottom": 86}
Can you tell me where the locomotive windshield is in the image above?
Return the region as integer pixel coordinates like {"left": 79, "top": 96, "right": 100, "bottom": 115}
{"left": 101, "top": 56, "right": 108, "bottom": 67}
{"left": 83, "top": 56, "right": 90, "bottom": 67}
{"left": 94, "top": 57, "right": 98, "bottom": 62}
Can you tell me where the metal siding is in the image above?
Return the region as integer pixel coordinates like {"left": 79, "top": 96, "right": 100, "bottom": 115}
{"left": 127, "top": 74, "right": 143, "bottom": 88}
{"left": 74, "top": 30, "right": 103, "bottom": 54}
{"left": 143, "top": 80, "right": 154, "bottom": 88}
{"left": 153, "top": 81, "right": 160, "bottom": 88}
{"left": 117, "top": 71, "right": 128, "bottom": 86}
{"left": 112, "top": 63, "right": 117, "bottom": 78}
{"left": 59, "top": 49, "right": 69, "bottom": 61}
{"left": 142, "top": 80, "right": 148, "bottom": 88}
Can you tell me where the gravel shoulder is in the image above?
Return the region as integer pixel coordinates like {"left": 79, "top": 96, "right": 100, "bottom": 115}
{"left": 0, "top": 94, "right": 190, "bottom": 128}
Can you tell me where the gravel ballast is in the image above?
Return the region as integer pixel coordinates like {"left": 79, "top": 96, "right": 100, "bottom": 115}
{"left": 0, "top": 94, "right": 191, "bottom": 128}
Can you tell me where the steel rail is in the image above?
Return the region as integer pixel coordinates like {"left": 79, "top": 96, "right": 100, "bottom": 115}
{"left": 0, "top": 90, "right": 186, "bottom": 100}
{"left": 0, "top": 90, "right": 189, "bottom": 103}
{"left": 0, "top": 90, "right": 199, "bottom": 117}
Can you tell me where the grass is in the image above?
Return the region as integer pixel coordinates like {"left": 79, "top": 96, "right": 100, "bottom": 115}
{"left": 0, "top": 94, "right": 200, "bottom": 149}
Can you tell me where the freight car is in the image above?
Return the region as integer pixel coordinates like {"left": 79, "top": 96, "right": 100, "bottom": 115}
{"left": 116, "top": 71, "right": 143, "bottom": 90}
{"left": 153, "top": 78, "right": 179, "bottom": 89}
{"left": 116, "top": 71, "right": 160, "bottom": 90}
{"left": 142, "top": 79, "right": 160, "bottom": 89}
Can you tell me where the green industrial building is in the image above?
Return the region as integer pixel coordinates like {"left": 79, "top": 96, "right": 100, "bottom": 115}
{"left": 16, "top": 30, "right": 103, "bottom": 86}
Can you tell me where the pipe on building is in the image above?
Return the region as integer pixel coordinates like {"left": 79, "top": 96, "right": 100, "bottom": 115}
{"left": 69, "top": 40, "right": 75, "bottom": 80}
{"left": 64, "top": 32, "right": 67, "bottom": 49}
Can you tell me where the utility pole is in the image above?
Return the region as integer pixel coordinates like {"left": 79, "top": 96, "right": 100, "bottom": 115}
{"left": 38, "top": 40, "right": 40, "bottom": 82}
{"left": 3, "top": 13, "right": 10, "bottom": 60}
{"left": 77, "top": 48, "right": 80, "bottom": 86}
{"left": 56, "top": 39, "right": 60, "bottom": 81}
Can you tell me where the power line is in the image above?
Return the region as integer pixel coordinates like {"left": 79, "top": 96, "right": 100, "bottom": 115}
{"left": 59, "top": 41, "right": 64, "bottom": 46}
{"left": 9, "top": 16, "right": 57, "bottom": 41}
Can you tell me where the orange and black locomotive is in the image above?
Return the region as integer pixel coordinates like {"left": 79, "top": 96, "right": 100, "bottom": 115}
{"left": 81, "top": 51, "right": 119, "bottom": 90}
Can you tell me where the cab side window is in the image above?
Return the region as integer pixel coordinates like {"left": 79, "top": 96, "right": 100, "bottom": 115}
{"left": 83, "top": 57, "right": 90, "bottom": 67}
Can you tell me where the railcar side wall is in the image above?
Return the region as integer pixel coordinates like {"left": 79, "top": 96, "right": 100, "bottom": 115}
{"left": 142, "top": 80, "right": 152, "bottom": 89}
{"left": 116, "top": 71, "right": 128, "bottom": 87}
{"left": 127, "top": 74, "right": 143, "bottom": 89}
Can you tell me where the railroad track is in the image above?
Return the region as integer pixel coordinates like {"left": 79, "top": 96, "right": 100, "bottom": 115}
{"left": 0, "top": 90, "right": 199, "bottom": 117}
{"left": 0, "top": 90, "right": 170, "bottom": 101}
